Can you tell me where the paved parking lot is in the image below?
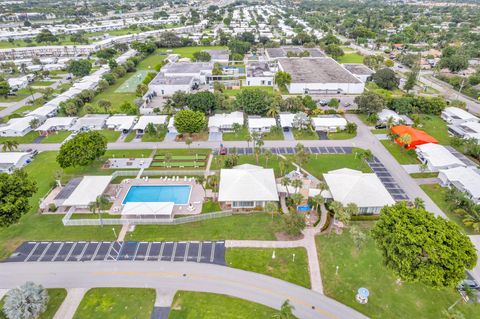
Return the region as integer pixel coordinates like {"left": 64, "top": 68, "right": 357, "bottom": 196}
{"left": 366, "top": 157, "right": 410, "bottom": 201}
{"left": 6, "top": 241, "right": 225, "bottom": 265}
{"left": 215, "top": 146, "right": 353, "bottom": 155}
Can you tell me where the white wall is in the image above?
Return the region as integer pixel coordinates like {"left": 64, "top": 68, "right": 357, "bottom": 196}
{"left": 287, "top": 82, "right": 365, "bottom": 94}
{"left": 246, "top": 76, "right": 273, "bottom": 86}
{"left": 149, "top": 83, "right": 192, "bottom": 96}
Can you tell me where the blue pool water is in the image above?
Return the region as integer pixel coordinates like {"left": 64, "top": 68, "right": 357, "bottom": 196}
{"left": 122, "top": 185, "right": 191, "bottom": 205}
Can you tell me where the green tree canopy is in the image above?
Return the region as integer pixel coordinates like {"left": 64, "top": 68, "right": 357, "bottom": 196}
{"left": 187, "top": 91, "right": 217, "bottom": 115}
{"left": 372, "top": 202, "right": 477, "bottom": 288}
{"left": 0, "top": 170, "right": 37, "bottom": 227}
{"left": 174, "top": 109, "right": 206, "bottom": 134}
{"left": 372, "top": 68, "right": 399, "bottom": 90}
{"left": 66, "top": 59, "right": 92, "bottom": 77}
{"left": 354, "top": 91, "right": 385, "bottom": 114}
{"left": 192, "top": 51, "right": 211, "bottom": 62}
{"left": 235, "top": 88, "right": 272, "bottom": 115}
{"left": 57, "top": 131, "right": 107, "bottom": 168}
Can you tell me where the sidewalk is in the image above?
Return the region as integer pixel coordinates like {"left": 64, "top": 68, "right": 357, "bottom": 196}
{"left": 53, "top": 288, "right": 87, "bottom": 319}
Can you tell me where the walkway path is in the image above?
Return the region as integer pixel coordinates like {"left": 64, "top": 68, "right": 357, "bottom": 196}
{"left": 53, "top": 288, "right": 87, "bottom": 319}
{"left": 414, "top": 177, "right": 440, "bottom": 185}
{"left": 0, "top": 92, "right": 42, "bottom": 117}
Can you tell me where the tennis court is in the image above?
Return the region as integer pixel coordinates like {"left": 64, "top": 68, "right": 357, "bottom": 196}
{"left": 115, "top": 70, "right": 150, "bottom": 93}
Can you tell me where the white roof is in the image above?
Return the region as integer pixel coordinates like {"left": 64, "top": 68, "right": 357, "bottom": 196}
{"left": 416, "top": 143, "right": 465, "bottom": 168}
{"left": 0, "top": 116, "right": 36, "bottom": 133}
{"left": 36, "top": 117, "right": 76, "bottom": 131}
{"left": 323, "top": 168, "right": 395, "bottom": 208}
{"left": 462, "top": 122, "right": 480, "bottom": 134}
{"left": 62, "top": 176, "right": 112, "bottom": 206}
{"left": 208, "top": 112, "right": 244, "bottom": 128}
{"left": 378, "top": 109, "right": 402, "bottom": 121}
{"left": 279, "top": 113, "right": 295, "bottom": 127}
{"left": 312, "top": 116, "right": 347, "bottom": 127}
{"left": 122, "top": 202, "right": 174, "bottom": 216}
{"left": 133, "top": 115, "right": 168, "bottom": 130}
{"left": 0, "top": 152, "right": 30, "bottom": 165}
{"left": 443, "top": 107, "right": 478, "bottom": 121}
{"left": 248, "top": 117, "right": 277, "bottom": 129}
{"left": 105, "top": 115, "right": 137, "bottom": 131}
{"left": 70, "top": 114, "right": 108, "bottom": 131}
{"left": 27, "top": 105, "right": 57, "bottom": 118}
{"left": 218, "top": 165, "right": 279, "bottom": 202}
{"left": 440, "top": 166, "right": 480, "bottom": 199}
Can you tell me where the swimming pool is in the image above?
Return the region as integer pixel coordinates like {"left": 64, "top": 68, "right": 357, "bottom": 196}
{"left": 122, "top": 185, "right": 191, "bottom": 205}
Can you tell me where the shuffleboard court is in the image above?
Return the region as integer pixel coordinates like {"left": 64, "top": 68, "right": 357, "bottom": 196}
{"left": 115, "top": 70, "right": 151, "bottom": 93}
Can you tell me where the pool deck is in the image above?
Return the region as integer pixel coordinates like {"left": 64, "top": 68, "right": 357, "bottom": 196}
{"left": 109, "top": 177, "right": 205, "bottom": 216}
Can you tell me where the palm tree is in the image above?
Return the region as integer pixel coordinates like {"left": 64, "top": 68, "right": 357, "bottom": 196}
{"left": 312, "top": 194, "right": 325, "bottom": 215}
{"left": 266, "top": 102, "right": 280, "bottom": 117}
{"left": 386, "top": 116, "right": 395, "bottom": 129}
{"left": 162, "top": 100, "right": 175, "bottom": 115}
{"left": 330, "top": 201, "right": 350, "bottom": 225}
{"left": 209, "top": 174, "right": 220, "bottom": 201}
{"left": 398, "top": 134, "right": 412, "bottom": 151}
{"left": 413, "top": 197, "right": 425, "bottom": 210}
{"left": 345, "top": 202, "right": 359, "bottom": 217}
{"left": 279, "top": 160, "right": 286, "bottom": 176}
{"left": 256, "top": 138, "right": 264, "bottom": 150}
{"left": 264, "top": 149, "right": 272, "bottom": 167}
{"left": 273, "top": 299, "right": 295, "bottom": 319}
{"left": 291, "top": 193, "right": 304, "bottom": 207}
{"left": 3, "top": 282, "right": 49, "bottom": 319}
{"left": 2, "top": 140, "right": 19, "bottom": 152}
{"left": 462, "top": 208, "right": 480, "bottom": 233}
{"left": 281, "top": 177, "right": 291, "bottom": 197}
{"left": 246, "top": 133, "right": 252, "bottom": 150}
{"left": 291, "top": 179, "right": 303, "bottom": 193}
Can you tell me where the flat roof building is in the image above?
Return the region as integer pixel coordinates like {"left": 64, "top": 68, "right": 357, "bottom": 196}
{"left": 441, "top": 107, "right": 479, "bottom": 125}
{"left": 416, "top": 143, "right": 466, "bottom": 171}
{"left": 247, "top": 116, "right": 277, "bottom": 133}
{"left": 311, "top": 116, "right": 347, "bottom": 132}
{"left": 342, "top": 64, "right": 374, "bottom": 82}
{"left": 265, "top": 47, "right": 325, "bottom": 60}
{"left": 208, "top": 112, "right": 244, "bottom": 133}
{"left": 36, "top": 117, "right": 76, "bottom": 135}
{"left": 105, "top": 115, "right": 137, "bottom": 132}
{"left": 0, "top": 152, "right": 31, "bottom": 173}
{"left": 439, "top": 166, "right": 480, "bottom": 204}
{"left": 133, "top": 115, "right": 168, "bottom": 134}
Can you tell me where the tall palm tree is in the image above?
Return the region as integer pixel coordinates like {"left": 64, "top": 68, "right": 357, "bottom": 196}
{"left": 413, "top": 197, "right": 425, "bottom": 210}
{"left": 462, "top": 208, "right": 480, "bottom": 233}
{"left": 2, "top": 140, "right": 19, "bottom": 152}
{"left": 312, "top": 194, "right": 325, "bottom": 215}
{"left": 345, "top": 202, "right": 359, "bottom": 217}
{"left": 291, "top": 179, "right": 303, "bottom": 193}
{"left": 209, "top": 174, "right": 220, "bottom": 201}
{"left": 264, "top": 149, "right": 272, "bottom": 167}
{"left": 266, "top": 102, "right": 280, "bottom": 117}
{"left": 386, "top": 116, "right": 395, "bottom": 129}
{"left": 281, "top": 177, "right": 291, "bottom": 197}
{"left": 273, "top": 299, "right": 295, "bottom": 319}
{"left": 246, "top": 133, "right": 252, "bottom": 150}
{"left": 254, "top": 146, "right": 261, "bottom": 165}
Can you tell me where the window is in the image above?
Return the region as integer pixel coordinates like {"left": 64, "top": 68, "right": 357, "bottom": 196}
{"left": 233, "top": 201, "right": 255, "bottom": 208}
{"left": 268, "top": 81, "right": 271, "bottom": 85}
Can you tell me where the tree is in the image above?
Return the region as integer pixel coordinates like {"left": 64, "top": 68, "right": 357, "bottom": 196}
{"left": 312, "top": 194, "right": 325, "bottom": 215}
{"left": 185, "top": 137, "right": 192, "bottom": 149}
{"left": 119, "top": 102, "right": 138, "bottom": 115}
{"left": 398, "top": 133, "right": 412, "bottom": 150}
{"left": 292, "top": 112, "right": 311, "bottom": 130}
{"left": 345, "top": 202, "right": 359, "bottom": 217}
{"left": 273, "top": 299, "right": 295, "bottom": 319}
{"left": 97, "top": 99, "right": 112, "bottom": 112}
{"left": 235, "top": 88, "right": 272, "bottom": 115}
{"left": 187, "top": 91, "right": 217, "bottom": 115}
{"left": 228, "top": 39, "right": 251, "bottom": 55}
{"left": 266, "top": 102, "right": 280, "bottom": 117}
{"left": 291, "top": 179, "right": 303, "bottom": 194}
{"left": 264, "top": 149, "right": 273, "bottom": 167}
{"left": 345, "top": 122, "right": 357, "bottom": 134}
{"left": 363, "top": 55, "right": 384, "bottom": 71}
{"left": 136, "top": 83, "right": 148, "bottom": 97}
{"left": 440, "top": 55, "right": 469, "bottom": 73}
{"left": 0, "top": 170, "right": 37, "bottom": 227}
{"left": 192, "top": 51, "right": 211, "bottom": 62}
{"left": 281, "top": 97, "right": 304, "bottom": 113}
{"left": 2, "top": 140, "right": 19, "bottom": 152}
{"left": 350, "top": 225, "right": 367, "bottom": 251}
{"left": 413, "top": 197, "right": 425, "bottom": 210}
{"left": 56, "top": 131, "right": 107, "bottom": 168}
{"left": 354, "top": 91, "right": 385, "bottom": 114}
{"left": 265, "top": 201, "right": 278, "bottom": 219}
{"left": 371, "top": 202, "right": 477, "bottom": 288}
{"left": 3, "top": 282, "right": 49, "bottom": 319}
{"left": 281, "top": 177, "right": 291, "bottom": 197}
{"left": 325, "top": 44, "right": 344, "bottom": 60}
{"left": 462, "top": 208, "right": 480, "bottom": 233}
{"left": 29, "top": 118, "right": 40, "bottom": 129}
{"left": 174, "top": 109, "right": 206, "bottom": 134}
{"left": 275, "top": 71, "right": 291, "bottom": 88}
{"left": 0, "top": 80, "right": 11, "bottom": 98}
{"left": 281, "top": 212, "right": 306, "bottom": 236}
{"left": 35, "top": 29, "right": 57, "bottom": 43}
{"left": 66, "top": 59, "right": 92, "bottom": 77}
{"left": 372, "top": 68, "right": 399, "bottom": 90}
{"left": 404, "top": 66, "right": 419, "bottom": 92}
{"left": 330, "top": 201, "right": 350, "bottom": 225}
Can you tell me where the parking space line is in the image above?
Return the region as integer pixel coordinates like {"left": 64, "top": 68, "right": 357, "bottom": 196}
{"left": 184, "top": 242, "right": 189, "bottom": 262}
{"left": 76, "top": 242, "right": 89, "bottom": 261}
{"left": 65, "top": 242, "right": 77, "bottom": 261}
{"left": 210, "top": 242, "right": 216, "bottom": 263}
{"left": 90, "top": 242, "right": 102, "bottom": 261}
{"left": 132, "top": 242, "right": 140, "bottom": 260}
{"left": 38, "top": 242, "right": 52, "bottom": 262}
{"left": 156, "top": 242, "right": 164, "bottom": 261}
{"left": 24, "top": 242, "right": 39, "bottom": 262}
{"left": 52, "top": 242, "right": 64, "bottom": 262}
{"left": 105, "top": 242, "right": 115, "bottom": 261}
{"left": 197, "top": 242, "right": 203, "bottom": 262}
{"left": 170, "top": 242, "right": 177, "bottom": 262}
{"left": 144, "top": 242, "right": 152, "bottom": 261}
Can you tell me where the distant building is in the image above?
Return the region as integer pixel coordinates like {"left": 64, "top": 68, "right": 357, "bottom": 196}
{"left": 439, "top": 166, "right": 480, "bottom": 204}
{"left": 245, "top": 62, "right": 274, "bottom": 86}
{"left": 342, "top": 64, "right": 374, "bottom": 82}
{"left": 247, "top": 116, "right": 277, "bottom": 133}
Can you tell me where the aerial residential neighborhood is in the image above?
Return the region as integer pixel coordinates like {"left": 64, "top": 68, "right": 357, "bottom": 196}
{"left": 1, "top": 0, "right": 480, "bottom": 319}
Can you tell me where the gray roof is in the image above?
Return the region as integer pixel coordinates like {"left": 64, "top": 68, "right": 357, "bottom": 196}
{"left": 203, "top": 49, "right": 229, "bottom": 61}
{"left": 266, "top": 46, "right": 325, "bottom": 58}
{"left": 150, "top": 75, "right": 194, "bottom": 85}
{"left": 278, "top": 58, "right": 362, "bottom": 84}
{"left": 247, "top": 62, "right": 271, "bottom": 77}
{"left": 161, "top": 62, "right": 213, "bottom": 74}
{"left": 54, "top": 177, "right": 82, "bottom": 200}
{"left": 343, "top": 64, "right": 374, "bottom": 75}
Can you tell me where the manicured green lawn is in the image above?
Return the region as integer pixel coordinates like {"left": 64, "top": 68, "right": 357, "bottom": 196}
{"left": 337, "top": 53, "right": 364, "bottom": 64}
{"left": 73, "top": 288, "right": 155, "bottom": 319}
{"left": 224, "top": 86, "right": 274, "bottom": 97}
{"left": 201, "top": 200, "right": 222, "bottom": 213}
{"left": 226, "top": 248, "right": 310, "bottom": 288}
{"left": 211, "top": 154, "right": 294, "bottom": 177}
{"left": 161, "top": 45, "right": 227, "bottom": 59}
{"left": 0, "top": 131, "right": 39, "bottom": 144}
{"left": 40, "top": 131, "right": 71, "bottom": 143}
{"left": 380, "top": 140, "right": 419, "bottom": 164}
{"left": 124, "top": 130, "right": 136, "bottom": 142}
{"left": 31, "top": 81, "right": 55, "bottom": 86}
{"left": 128, "top": 213, "right": 281, "bottom": 241}
{"left": 0, "top": 288, "right": 67, "bottom": 319}
{"left": 169, "top": 291, "right": 279, "bottom": 319}
{"left": 90, "top": 73, "right": 138, "bottom": 113}
{"left": 222, "top": 127, "right": 250, "bottom": 141}
{"left": 262, "top": 129, "right": 284, "bottom": 140}
{"left": 99, "top": 130, "right": 121, "bottom": 142}
{"left": 370, "top": 128, "right": 387, "bottom": 134}
{"left": 0, "top": 94, "right": 29, "bottom": 103}
{"left": 418, "top": 115, "right": 451, "bottom": 145}
{"left": 327, "top": 131, "right": 357, "bottom": 140}
{"left": 136, "top": 51, "right": 166, "bottom": 70}
{"left": 141, "top": 127, "right": 166, "bottom": 142}
{"left": 420, "top": 184, "right": 476, "bottom": 234}
{"left": 316, "top": 225, "right": 480, "bottom": 319}
{"left": 293, "top": 129, "right": 318, "bottom": 140}
{"left": 410, "top": 172, "right": 438, "bottom": 178}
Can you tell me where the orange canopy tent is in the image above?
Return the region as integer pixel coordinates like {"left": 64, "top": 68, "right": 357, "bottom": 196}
{"left": 390, "top": 125, "right": 438, "bottom": 149}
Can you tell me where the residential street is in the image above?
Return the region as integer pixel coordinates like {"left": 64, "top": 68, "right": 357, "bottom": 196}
{"left": 0, "top": 261, "right": 368, "bottom": 319}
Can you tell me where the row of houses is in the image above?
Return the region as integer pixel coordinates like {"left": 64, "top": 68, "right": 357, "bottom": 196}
{"left": 442, "top": 107, "right": 480, "bottom": 142}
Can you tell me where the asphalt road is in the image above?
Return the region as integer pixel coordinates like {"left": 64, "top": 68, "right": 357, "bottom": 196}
{"left": 0, "top": 261, "right": 368, "bottom": 319}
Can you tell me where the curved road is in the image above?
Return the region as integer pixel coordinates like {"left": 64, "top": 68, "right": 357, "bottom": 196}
{"left": 0, "top": 261, "right": 367, "bottom": 319}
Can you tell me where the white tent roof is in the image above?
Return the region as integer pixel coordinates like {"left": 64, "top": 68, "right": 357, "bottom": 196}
{"left": 440, "top": 167, "right": 480, "bottom": 199}
{"left": 416, "top": 143, "right": 465, "bottom": 168}
{"left": 105, "top": 115, "right": 137, "bottom": 131}
{"left": 218, "top": 165, "right": 279, "bottom": 202}
{"left": 279, "top": 113, "right": 295, "bottom": 128}
{"left": 0, "top": 152, "right": 30, "bottom": 165}
{"left": 36, "top": 117, "right": 76, "bottom": 131}
{"left": 133, "top": 115, "right": 168, "bottom": 130}
{"left": 208, "top": 112, "right": 244, "bottom": 128}
{"left": 247, "top": 117, "right": 277, "bottom": 129}
{"left": 62, "top": 176, "right": 112, "bottom": 206}
{"left": 312, "top": 116, "right": 347, "bottom": 127}
{"left": 122, "top": 202, "right": 174, "bottom": 216}
{"left": 323, "top": 168, "right": 395, "bottom": 208}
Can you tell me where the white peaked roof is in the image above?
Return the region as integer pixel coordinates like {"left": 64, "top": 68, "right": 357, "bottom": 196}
{"left": 440, "top": 167, "right": 480, "bottom": 199}
{"left": 0, "top": 152, "right": 30, "bottom": 165}
{"left": 416, "top": 143, "right": 465, "bottom": 168}
{"left": 0, "top": 116, "right": 37, "bottom": 133}
{"left": 248, "top": 117, "right": 277, "bottom": 129}
{"left": 105, "top": 115, "right": 137, "bottom": 131}
{"left": 36, "top": 117, "right": 76, "bottom": 131}
{"left": 218, "top": 164, "right": 279, "bottom": 202}
{"left": 323, "top": 168, "right": 395, "bottom": 208}
{"left": 133, "top": 115, "right": 168, "bottom": 130}
{"left": 279, "top": 113, "right": 296, "bottom": 127}
{"left": 312, "top": 116, "right": 347, "bottom": 127}
{"left": 208, "top": 112, "right": 244, "bottom": 128}
{"left": 27, "top": 105, "right": 57, "bottom": 118}
{"left": 378, "top": 109, "right": 402, "bottom": 121}
{"left": 62, "top": 176, "right": 112, "bottom": 206}
{"left": 122, "top": 202, "right": 174, "bottom": 216}
{"left": 443, "top": 107, "right": 478, "bottom": 121}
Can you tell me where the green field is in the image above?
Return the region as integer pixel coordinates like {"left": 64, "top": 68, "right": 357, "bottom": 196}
{"left": 226, "top": 248, "right": 310, "bottom": 288}
{"left": 316, "top": 225, "right": 480, "bottom": 319}
{"left": 0, "top": 288, "right": 66, "bottom": 319}
{"left": 128, "top": 213, "right": 281, "bottom": 241}
{"left": 222, "top": 127, "right": 251, "bottom": 141}
{"left": 169, "top": 291, "right": 279, "bottom": 319}
{"left": 40, "top": 131, "right": 71, "bottom": 143}
{"left": 418, "top": 115, "right": 451, "bottom": 145}
{"left": 31, "top": 81, "right": 55, "bottom": 86}
{"left": 337, "top": 53, "right": 364, "bottom": 64}
{"left": 160, "top": 45, "right": 227, "bottom": 59}
{"left": 0, "top": 131, "right": 39, "bottom": 144}
{"left": 380, "top": 140, "right": 419, "bottom": 164}
{"left": 115, "top": 70, "right": 150, "bottom": 93}
{"left": 293, "top": 129, "right": 318, "bottom": 140}
{"left": 99, "top": 130, "right": 121, "bottom": 142}
{"left": 73, "top": 288, "right": 155, "bottom": 319}
{"left": 327, "top": 131, "right": 357, "bottom": 140}
{"left": 90, "top": 73, "right": 138, "bottom": 113}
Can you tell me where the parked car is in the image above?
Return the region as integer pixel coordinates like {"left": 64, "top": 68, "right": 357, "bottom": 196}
{"left": 219, "top": 144, "right": 227, "bottom": 155}
{"left": 318, "top": 100, "right": 328, "bottom": 106}
{"left": 458, "top": 279, "right": 480, "bottom": 291}
{"left": 375, "top": 124, "right": 387, "bottom": 129}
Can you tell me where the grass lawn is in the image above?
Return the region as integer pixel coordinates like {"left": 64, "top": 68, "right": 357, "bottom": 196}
{"left": 226, "top": 248, "right": 310, "bottom": 288}
{"left": 316, "top": 225, "right": 480, "bottom": 319}
{"left": 90, "top": 73, "right": 137, "bottom": 113}
{"left": 128, "top": 213, "right": 281, "bottom": 241}
{"left": 370, "top": 128, "right": 387, "bottom": 134}
{"left": 337, "top": 53, "right": 364, "bottom": 64}
{"left": 0, "top": 288, "right": 67, "bottom": 319}
{"left": 262, "top": 129, "right": 284, "bottom": 140}
{"left": 356, "top": 113, "right": 376, "bottom": 126}
{"left": 418, "top": 115, "right": 451, "bottom": 145}
{"left": 201, "top": 200, "right": 222, "bottom": 213}
{"left": 169, "top": 291, "right": 279, "bottom": 319}
{"left": 0, "top": 94, "right": 28, "bottom": 103}
{"left": 141, "top": 128, "right": 166, "bottom": 142}
{"left": 0, "top": 131, "right": 39, "bottom": 144}
{"left": 410, "top": 172, "right": 439, "bottom": 178}
{"left": 223, "top": 86, "right": 274, "bottom": 97}
{"left": 124, "top": 130, "right": 136, "bottom": 142}
{"left": 211, "top": 154, "right": 294, "bottom": 177}
{"left": 222, "top": 127, "right": 250, "bottom": 141}
{"left": 160, "top": 45, "right": 227, "bottom": 59}
{"left": 40, "top": 131, "right": 71, "bottom": 143}
{"left": 73, "top": 288, "right": 155, "bottom": 319}
{"left": 327, "top": 131, "right": 357, "bottom": 140}
{"left": 293, "top": 129, "right": 318, "bottom": 140}
{"left": 31, "top": 81, "right": 55, "bottom": 86}
{"left": 99, "top": 130, "right": 121, "bottom": 142}
{"left": 420, "top": 184, "right": 477, "bottom": 234}
{"left": 136, "top": 51, "right": 166, "bottom": 70}
{"left": 380, "top": 140, "right": 419, "bottom": 164}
